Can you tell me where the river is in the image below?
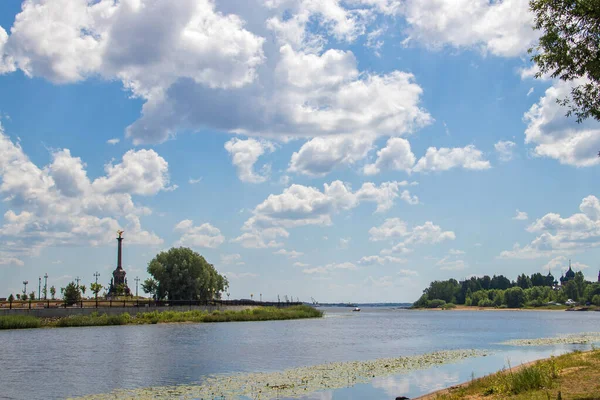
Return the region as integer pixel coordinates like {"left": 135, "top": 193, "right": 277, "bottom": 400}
{"left": 1, "top": 307, "right": 599, "bottom": 399}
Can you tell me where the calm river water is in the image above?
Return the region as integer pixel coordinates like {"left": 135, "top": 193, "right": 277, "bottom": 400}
{"left": 1, "top": 307, "right": 600, "bottom": 399}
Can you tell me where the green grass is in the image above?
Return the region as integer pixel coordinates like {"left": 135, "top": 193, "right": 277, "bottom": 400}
{"left": 0, "top": 305, "right": 323, "bottom": 329}
{"left": 0, "top": 315, "right": 42, "bottom": 329}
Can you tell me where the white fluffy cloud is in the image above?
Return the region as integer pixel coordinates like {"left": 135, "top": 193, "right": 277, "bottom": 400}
{"left": 0, "top": 125, "right": 164, "bottom": 262}
{"left": 244, "top": 180, "right": 417, "bottom": 231}
{"left": 413, "top": 145, "right": 491, "bottom": 172}
{"left": 402, "top": 0, "right": 538, "bottom": 57}
{"left": 364, "top": 137, "right": 416, "bottom": 175}
{"left": 437, "top": 256, "right": 467, "bottom": 271}
{"left": 524, "top": 80, "right": 600, "bottom": 167}
{"left": 500, "top": 195, "right": 600, "bottom": 259}
{"left": 224, "top": 138, "right": 275, "bottom": 183}
{"left": 397, "top": 269, "right": 418, "bottom": 277}
{"left": 358, "top": 255, "right": 406, "bottom": 266}
{"left": 174, "top": 220, "right": 225, "bottom": 249}
{"left": 231, "top": 227, "right": 289, "bottom": 249}
{"left": 273, "top": 248, "right": 303, "bottom": 258}
{"left": 289, "top": 135, "right": 374, "bottom": 177}
{"left": 220, "top": 253, "right": 245, "bottom": 265}
{"left": 373, "top": 219, "right": 456, "bottom": 254}
{"left": 494, "top": 140, "right": 516, "bottom": 162}
{"left": 513, "top": 210, "right": 529, "bottom": 221}
{"left": 302, "top": 262, "right": 357, "bottom": 274}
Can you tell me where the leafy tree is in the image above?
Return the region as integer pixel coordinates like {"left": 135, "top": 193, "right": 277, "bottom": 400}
{"left": 90, "top": 283, "right": 103, "bottom": 298}
{"left": 147, "top": 247, "right": 229, "bottom": 301}
{"left": 8, "top": 294, "right": 14, "bottom": 303}
{"left": 63, "top": 282, "right": 81, "bottom": 305}
{"left": 21, "top": 293, "right": 28, "bottom": 301}
{"left": 563, "top": 280, "right": 579, "bottom": 302}
{"left": 50, "top": 286, "right": 56, "bottom": 300}
{"left": 141, "top": 278, "right": 158, "bottom": 299}
{"left": 530, "top": 273, "right": 547, "bottom": 287}
{"left": 592, "top": 294, "right": 600, "bottom": 306}
{"left": 29, "top": 291, "right": 36, "bottom": 301}
{"left": 505, "top": 287, "right": 526, "bottom": 308}
{"left": 529, "top": 0, "right": 600, "bottom": 122}
{"left": 479, "top": 275, "right": 492, "bottom": 290}
{"left": 16, "top": 294, "right": 20, "bottom": 300}
{"left": 584, "top": 283, "right": 600, "bottom": 302}
{"left": 80, "top": 285, "right": 86, "bottom": 296}
{"left": 490, "top": 275, "right": 512, "bottom": 290}
{"left": 423, "top": 279, "right": 459, "bottom": 304}
{"left": 517, "top": 274, "right": 532, "bottom": 289}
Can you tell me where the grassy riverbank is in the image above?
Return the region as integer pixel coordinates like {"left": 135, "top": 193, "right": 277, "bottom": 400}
{"left": 419, "top": 348, "right": 600, "bottom": 399}
{"left": 0, "top": 305, "right": 322, "bottom": 330}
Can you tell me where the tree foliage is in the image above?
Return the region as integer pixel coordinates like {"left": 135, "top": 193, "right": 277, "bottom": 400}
{"left": 49, "top": 286, "right": 56, "bottom": 300}
{"left": 62, "top": 282, "right": 81, "bottom": 305}
{"left": 146, "top": 247, "right": 228, "bottom": 301}
{"left": 530, "top": 0, "right": 600, "bottom": 122}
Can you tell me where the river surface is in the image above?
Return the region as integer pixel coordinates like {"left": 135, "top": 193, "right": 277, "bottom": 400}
{"left": 1, "top": 307, "right": 600, "bottom": 399}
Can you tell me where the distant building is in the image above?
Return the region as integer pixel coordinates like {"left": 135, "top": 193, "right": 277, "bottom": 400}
{"left": 559, "top": 260, "right": 576, "bottom": 286}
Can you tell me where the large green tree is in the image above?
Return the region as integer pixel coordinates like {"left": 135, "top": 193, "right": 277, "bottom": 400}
{"left": 147, "top": 247, "right": 228, "bottom": 301}
{"left": 529, "top": 0, "right": 600, "bottom": 122}
{"left": 62, "top": 282, "right": 81, "bottom": 305}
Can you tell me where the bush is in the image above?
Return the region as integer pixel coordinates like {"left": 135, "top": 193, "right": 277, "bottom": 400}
{"left": 478, "top": 299, "right": 494, "bottom": 307}
{"left": 526, "top": 299, "right": 545, "bottom": 307}
{"left": 442, "top": 303, "right": 456, "bottom": 310}
{"left": 465, "top": 298, "right": 472, "bottom": 306}
{"left": 592, "top": 295, "right": 600, "bottom": 306}
{"left": 427, "top": 299, "right": 446, "bottom": 308}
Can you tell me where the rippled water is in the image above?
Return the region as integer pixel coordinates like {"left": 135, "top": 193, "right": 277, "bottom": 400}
{"left": 1, "top": 308, "right": 599, "bottom": 399}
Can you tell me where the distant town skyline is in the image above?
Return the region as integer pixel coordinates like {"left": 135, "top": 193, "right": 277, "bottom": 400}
{"left": 0, "top": 0, "right": 598, "bottom": 302}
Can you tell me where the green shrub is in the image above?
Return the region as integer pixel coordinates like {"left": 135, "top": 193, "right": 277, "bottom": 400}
{"left": 478, "top": 299, "right": 494, "bottom": 307}
{"left": 592, "top": 294, "right": 600, "bottom": 306}
{"left": 427, "top": 299, "right": 446, "bottom": 308}
{"left": 442, "top": 303, "right": 456, "bottom": 310}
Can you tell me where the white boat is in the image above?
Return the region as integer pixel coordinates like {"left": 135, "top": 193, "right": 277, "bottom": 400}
{"left": 352, "top": 307, "right": 361, "bottom": 312}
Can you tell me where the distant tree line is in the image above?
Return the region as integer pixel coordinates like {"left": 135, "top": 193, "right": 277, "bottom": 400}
{"left": 414, "top": 272, "right": 600, "bottom": 309}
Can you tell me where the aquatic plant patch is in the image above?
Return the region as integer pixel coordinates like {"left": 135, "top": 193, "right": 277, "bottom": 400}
{"left": 500, "top": 332, "right": 600, "bottom": 346}
{"left": 71, "top": 349, "right": 487, "bottom": 400}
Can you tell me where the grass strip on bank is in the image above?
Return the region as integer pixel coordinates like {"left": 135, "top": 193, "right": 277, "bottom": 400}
{"left": 422, "top": 348, "right": 600, "bottom": 400}
{"left": 0, "top": 305, "right": 323, "bottom": 330}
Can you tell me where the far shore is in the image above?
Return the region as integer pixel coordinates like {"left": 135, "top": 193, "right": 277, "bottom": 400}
{"left": 412, "top": 304, "right": 599, "bottom": 312}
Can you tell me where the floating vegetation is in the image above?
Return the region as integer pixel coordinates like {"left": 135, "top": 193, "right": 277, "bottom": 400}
{"left": 501, "top": 332, "right": 600, "bottom": 346}
{"left": 72, "top": 349, "right": 487, "bottom": 400}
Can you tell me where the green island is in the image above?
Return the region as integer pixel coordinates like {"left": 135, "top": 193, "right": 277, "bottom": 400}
{"left": 413, "top": 263, "right": 600, "bottom": 310}
{"left": 0, "top": 305, "right": 322, "bottom": 330}
{"left": 421, "top": 348, "right": 600, "bottom": 400}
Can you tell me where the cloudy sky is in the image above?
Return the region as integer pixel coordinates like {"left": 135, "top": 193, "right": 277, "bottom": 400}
{"left": 0, "top": 0, "right": 598, "bottom": 303}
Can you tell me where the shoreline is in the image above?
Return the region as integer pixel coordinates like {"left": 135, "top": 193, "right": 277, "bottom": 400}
{"left": 414, "top": 348, "right": 600, "bottom": 399}
{"left": 411, "top": 305, "right": 599, "bottom": 312}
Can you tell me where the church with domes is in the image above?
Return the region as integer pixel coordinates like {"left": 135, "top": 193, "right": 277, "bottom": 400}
{"left": 559, "top": 260, "right": 577, "bottom": 286}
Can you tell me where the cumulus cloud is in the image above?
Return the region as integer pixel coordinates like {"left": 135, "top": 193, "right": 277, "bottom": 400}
{"left": 524, "top": 80, "right": 600, "bottom": 167}
{"left": 494, "top": 140, "right": 516, "bottom": 162}
{"left": 302, "top": 262, "right": 357, "bottom": 274}
{"left": 241, "top": 181, "right": 417, "bottom": 236}
{"left": 231, "top": 227, "right": 289, "bottom": 249}
{"left": 220, "top": 253, "right": 244, "bottom": 265}
{"left": 225, "top": 272, "right": 258, "bottom": 279}
{"left": 373, "top": 219, "right": 456, "bottom": 254}
{"left": 0, "top": 125, "right": 163, "bottom": 261}
{"left": 273, "top": 248, "right": 303, "bottom": 258}
{"left": 289, "top": 135, "right": 374, "bottom": 177}
{"left": 106, "top": 138, "right": 120, "bottom": 145}
{"left": 364, "top": 137, "right": 416, "bottom": 175}
{"left": 402, "top": 0, "right": 538, "bottom": 57}
{"left": 413, "top": 145, "right": 491, "bottom": 172}
{"left": 358, "top": 255, "right": 406, "bottom": 265}
{"left": 500, "top": 195, "right": 600, "bottom": 259}
{"left": 513, "top": 210, "right": 529, "bottom": 221}
{"left": 224, "top": 138, "right": 275, "bottom": 183}
{"left": 397, "top": 269, "right": 418, "bottom": 277}
{"left": 437, "top": 257, "right": 467, "bottom": 271}
{"left": 174, "top": 220, "right": 224, "bottom": 248}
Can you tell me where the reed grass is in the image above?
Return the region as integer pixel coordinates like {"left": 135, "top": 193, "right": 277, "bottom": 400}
{"left": 0, "top": 315, "right": 42, "bottom": 329}
{"left": 0, "top": 305, "right": 322, "bottom": 330}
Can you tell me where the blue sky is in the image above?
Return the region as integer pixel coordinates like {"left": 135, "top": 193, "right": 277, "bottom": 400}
{"left": 0, "top": 0, "right": 598, "bottom": 303}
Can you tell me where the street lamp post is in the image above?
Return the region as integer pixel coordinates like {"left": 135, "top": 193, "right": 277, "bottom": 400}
{"left": 43, "top": 273, "right": 48, "bottom": 300}
{"left": 38, "top": 277, "right": 41, "bottom": 300}
{"left": 75, "top": 276, "right": 81, "bottom": 288}
{"left": 260, "top": 293, "right": 262, "bottom": 302}
{"left": 134, "top": 276, "right": 140, "bottom": 298}
{"left": 23, "top": 281, "right": 28, "bottom": 297}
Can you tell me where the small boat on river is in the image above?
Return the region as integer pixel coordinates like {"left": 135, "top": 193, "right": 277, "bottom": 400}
{"left": 352, "top": 307, "right": 361, "bottom": 312}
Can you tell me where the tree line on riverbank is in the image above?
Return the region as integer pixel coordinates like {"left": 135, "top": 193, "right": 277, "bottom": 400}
{"left": 414, "top": 272, "right": 600, "bottom": 309}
